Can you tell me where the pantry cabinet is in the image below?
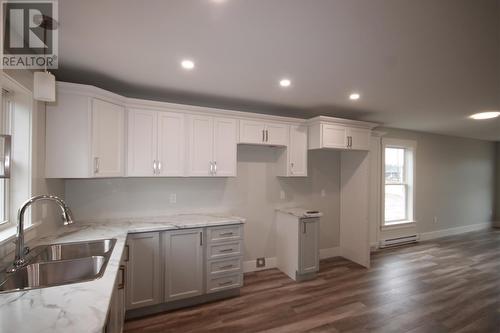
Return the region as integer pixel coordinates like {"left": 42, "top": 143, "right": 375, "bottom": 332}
{"left": 239, "top": 120, "right": 289, "bottom": 146}
{"left": 125, "top": 232, "right": 161, "bottom": 310}
{"left": 187, "top": 115, "right": 237, "bottom": 177}
{"left": 46, "top": 90, "right": 125, "bottom": 178}
{"left": 127, "top": 108, "right": 185, "bottom": 177}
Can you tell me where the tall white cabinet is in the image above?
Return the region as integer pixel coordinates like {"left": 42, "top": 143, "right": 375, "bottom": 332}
{"left": 127, "top": 109, "right": 185, "bottom": 177}
{"left": 187, "top": 115, "right": 237, "bottom": 177}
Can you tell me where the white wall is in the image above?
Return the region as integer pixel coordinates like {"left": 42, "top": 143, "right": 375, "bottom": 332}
{"left": 375, "top": 128, "right": 495, "bottom": 242}
{"left": 66, "top": 146, "right": 341, "bottom": 261}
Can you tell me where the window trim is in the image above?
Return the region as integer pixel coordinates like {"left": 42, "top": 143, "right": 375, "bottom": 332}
{"left": 381, "top": 138, "right": 417, "bottom": 228}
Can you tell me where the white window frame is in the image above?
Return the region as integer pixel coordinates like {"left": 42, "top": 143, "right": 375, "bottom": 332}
{"left": 381, "top": 138, "right": 417, "bottom": 228}
{"left": 0, "top": 92, "right": 12, "bottom": 229}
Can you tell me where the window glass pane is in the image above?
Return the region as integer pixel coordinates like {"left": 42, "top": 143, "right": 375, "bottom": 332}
{"left": 385, "top": 184, "right": 406, "bottom": 222}
{"left": 385, "top": 147, "right": 405, "bottom": 184}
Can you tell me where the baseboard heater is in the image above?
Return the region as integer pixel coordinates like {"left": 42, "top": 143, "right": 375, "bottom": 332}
{"left": 379, "top": 234, "right": 419, "bottom": 248}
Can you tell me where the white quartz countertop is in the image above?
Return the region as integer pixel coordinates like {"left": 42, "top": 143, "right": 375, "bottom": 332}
{"left": 0, "top": 213, "right": 244, "bottom": 333}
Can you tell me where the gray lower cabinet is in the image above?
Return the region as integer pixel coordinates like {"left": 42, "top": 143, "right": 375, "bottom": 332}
{"left": 105, "top": 256, "right": 126, "bottom": 332}
{"left": 298, "top": 218, "right": 320, "bottom": 274}
{"left": 163, "top": 228, "right": 204, "bottom": 301}
{"left": 125, "top": 232, "right": 161, "bottom": 310}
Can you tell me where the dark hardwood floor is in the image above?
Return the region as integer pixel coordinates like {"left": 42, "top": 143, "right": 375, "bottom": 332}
{"left": 124, "top": 229, "right": 500, "bottom": 333}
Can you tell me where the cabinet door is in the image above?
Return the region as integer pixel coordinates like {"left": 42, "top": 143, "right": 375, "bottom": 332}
{"left": 299, "top": 218, "right": 319, "bottom": 274}
{"left": 213, "top": 117, "right": 237, "bottom": 177}
{"left": 321, "top": 124, "right": 347, "bottom": 149}
{"left": 347, "top": 127, "right": 370, "bottom": 151}
{"left": 266, "top": 123, "right": 289, "bottom": 146}
{"left": 239, "top": 120, "right": 265, "bottom": 144}
{"left": 91, "top": 99, "right": 125, "bottom": 177}
{"left": 164, "top": 229, "right": 204, "bottom": 302}
{"left": 157, "top": 112, "right": 185, "bottom": 176}
{"left": 187, "top": 115, "right": 214, "bottom": 176}
{"left": 126, "top": 232, "right": 161, "bottom": 310}
{"left": 289, "top": 125, "right": 308, "bottom": 177}
{"left": 127, "top": 109, "right": 157, "bottom": 177}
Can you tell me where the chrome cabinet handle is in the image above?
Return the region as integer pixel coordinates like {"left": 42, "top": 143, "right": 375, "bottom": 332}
{"left": 118, "top": 265, "right": 125, "bottom": 290}
{"left": 214, "top": 161, "right": 217, "bottom": 175}
{"left": 218, "top": 281, "right": 233, "bottom": 286}
{"left": 157, "top": 161, "right": 162, "bottom": 174}
{"left": 220, "top": 232, "right": 234, "bottom": 236}
{"left": 290, "top": 162, "right": 294, "bottom": 175}
{"left": 265, "top": 129, "right": 269, "bottom": 142}
{"left": 94, "top": 157, "right": 100, "bottom": 174}
{"left": 220, "top": 248, "right": 234, "bottom": 253}
{"left": 220, "top": 265, "right": 234, "bottom": 270}
{"left": 124, "top": 244, "right": 129, "bottom": 262}
{"left": 262, "top": 129, "right": 265, "bottom": 142}
{"left": 209, "top": 161, "right": 213, "bottom": 175}
{"left": 200, "top": 231, "right": 203, "bottom": 246}
{"left": 153, "top": 160, "right": 157, "bottom": 174}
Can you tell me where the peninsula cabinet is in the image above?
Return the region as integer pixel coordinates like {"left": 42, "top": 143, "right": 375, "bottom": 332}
{"left": 127, "top": 109, "right": 185, "bottom": 177}
{"left": 46, "top": 91, "right": 125, "bottom": 178}
{"left": 125, "top": 232, "right": 161, "bottom": 310}
{"left": 163, "top": 229, "right": 204, "bottom": 301}
{"left": 187, "top": 115, "right": 237, "bottom": 177}
{"left": 239, "top": 119, "right": 289, "bottom": 146}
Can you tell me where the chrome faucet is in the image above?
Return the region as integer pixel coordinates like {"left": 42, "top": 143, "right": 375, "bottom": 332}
{"left": 8, "top": 195, "right": 74, "bottom": 272}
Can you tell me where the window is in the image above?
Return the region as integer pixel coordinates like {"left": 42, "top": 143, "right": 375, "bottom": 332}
{"left": 382, "top": 139, "right": 416, "bottom": 226}
{"left": 0, "top": 90, "right": 12, "bottom": 227}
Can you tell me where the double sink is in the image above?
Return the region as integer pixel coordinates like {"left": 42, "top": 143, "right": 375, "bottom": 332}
{"left": 0, "top": 239, "right": 116, "bottom": 293}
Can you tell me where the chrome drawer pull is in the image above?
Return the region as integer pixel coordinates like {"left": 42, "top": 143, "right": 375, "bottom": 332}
{"left": 220, "top": 232, "right": 234, "bottom": 236}
{"left": 219, "top": 248, "right": 234, "bottom": 253}
{"left": 220, "top": 265, "right": 234, "bottom": 270}
{"left": 218, "top": 281, "right": 233, "bottom": 286}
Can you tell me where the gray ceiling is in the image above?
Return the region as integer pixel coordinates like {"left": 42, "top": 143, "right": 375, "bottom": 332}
{"left": 54, "top": 0, "right": 500, "bottom": 141}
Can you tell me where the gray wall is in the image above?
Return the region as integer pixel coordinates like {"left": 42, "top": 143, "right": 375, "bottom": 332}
{"left": 66, "top": 146, "right": 341, "bottom": 261}
{"left": 380, "top": 128, "right": 496, "bottom": 233}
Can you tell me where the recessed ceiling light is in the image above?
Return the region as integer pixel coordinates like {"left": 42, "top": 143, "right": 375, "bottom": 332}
{"left": 349, "top": 92, "right": 361, "bottom": 101}
{"left": 279, "top": 79, "right": 291, "bottom": 87}
{"left": 181, "top": 60, "right": 195, "bottom": 70}
{"left": 469, "top": 111, "right": 500, "bottom": 120}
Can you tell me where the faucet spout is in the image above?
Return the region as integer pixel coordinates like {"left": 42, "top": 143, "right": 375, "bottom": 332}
{"left": 9, "top": 195, "right": 74, "bottom": 272}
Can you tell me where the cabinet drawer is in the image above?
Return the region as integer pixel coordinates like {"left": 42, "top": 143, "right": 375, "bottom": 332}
{"left": 207, "top": 225, "right": 243, "bottom": 243}
{"left": 206, "top": 273, "right": 242, "bottom": 293}
{"left": 208, "top": 257, "right": 242, "bottom": 276}
{"left": 207, "top": 240, "right": 243, "bottom": 260}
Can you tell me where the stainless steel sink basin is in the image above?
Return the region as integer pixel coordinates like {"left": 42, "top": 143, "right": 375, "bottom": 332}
{"left": 0, "top": 256, "right": 106, "bottom": 292}
{"left": 0, "top": 239, "right": 116, "bottom": 293}
{"left": 30, "top": 239, "right": 116, "bottom": 262}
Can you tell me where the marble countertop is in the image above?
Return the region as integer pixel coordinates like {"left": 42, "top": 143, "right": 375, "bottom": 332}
{"left": 276, "top": 207, "right": 323, "bottom": 218}
{"left": 0, "top": 213, "right": 244, "bottom": 333}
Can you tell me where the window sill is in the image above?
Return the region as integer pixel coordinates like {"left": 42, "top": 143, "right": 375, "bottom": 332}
{"left": 0, "top": 222, "right": 40, "bottom": 247}
{"left": 381, "top": 221, "right": 417, "bottom": 231}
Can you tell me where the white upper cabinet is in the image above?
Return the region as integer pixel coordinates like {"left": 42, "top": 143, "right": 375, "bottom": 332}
{"left": 127, "top": 109, "right": 185, "bottom": 177}
{"left": 213, "top": 117, "right": 237, "bottom": 177}
{"left": 239, "top": 120, "right": 289, "bottom": 146}
{"left": 187, "top": 115, "right": 237, "bottom": 177}
{"left": 307, "top": 116, "right": 375, "bottom": 151}
{"left": 46, "top": 91, "right": 125, "bottom": 178}
{"left": 92, "top": 99, "right": 125, "bottom": 177}
{"left": 288, "top": 125, "right": 308, "bottom": 177}
{"left": 127, "top": 109, "right": 157, "bottom": 177}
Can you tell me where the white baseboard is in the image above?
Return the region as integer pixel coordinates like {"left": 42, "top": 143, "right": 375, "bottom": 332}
{"left": 419, "top": 223, "right": 491, "bottom": 241}
{"left": 319, "top": 246, "right": 342, "bottom": 259}
{"left": 243, "top": 257, "right": 276, "bottom": 273}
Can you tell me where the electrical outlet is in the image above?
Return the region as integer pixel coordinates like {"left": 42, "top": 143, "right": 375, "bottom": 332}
{"left": 280, "top": 190, "right": 285, "bottom": 200}
{"left": 433, "top": 216, "right": 438, "bottom": 223}
{"left": 169, "top": 193, "right": 177, "bottom": 204}
{"left": 256, "top": 257, "right": 266, "bottom": 268}
{"left": 321, "top": 189, "right": 326, "bottom": 197}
